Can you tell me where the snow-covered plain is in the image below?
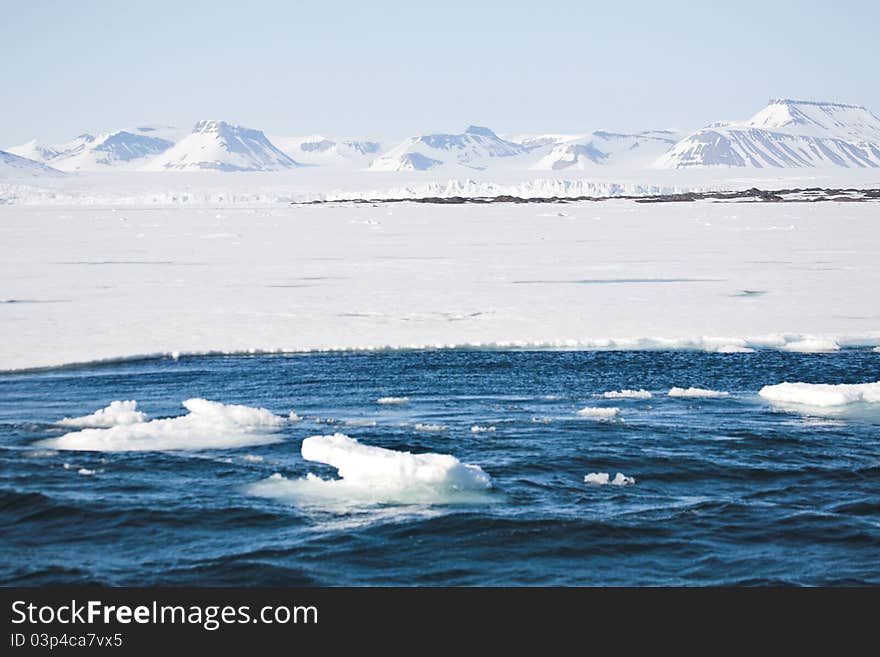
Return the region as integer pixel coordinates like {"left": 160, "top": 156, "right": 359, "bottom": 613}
{"left": 1, "top": 193, "right": 879, "bottom": 372}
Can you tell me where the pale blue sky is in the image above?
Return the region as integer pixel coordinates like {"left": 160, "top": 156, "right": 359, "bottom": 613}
{"left": 3, "top": 0, "right": 878, "bottom": 145}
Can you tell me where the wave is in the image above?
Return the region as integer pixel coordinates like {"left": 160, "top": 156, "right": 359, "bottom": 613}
{"left": 39, "top": 398, "right": 286, "bottom": 452}
{"left": 376, "top": 396, "right": 410, "bottom": 405}
{"left": 56, "top": 400, "right": 147, "bottom": 428}
{"left": 248, "top": 433, "right": 492, "bottom": 507}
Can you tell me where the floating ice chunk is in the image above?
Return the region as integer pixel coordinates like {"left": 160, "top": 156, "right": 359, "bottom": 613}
{"left": 576, "top": 406, "right": 620, "bottom": 419}
{"left": 41, "top": 398, "right": 285, "bottom": 452}
{"left": 585, "top": 472, "right": 635, "bottom": 486}
{"left": 249, "top": 433, "right": 492, "bottom": 507}
{"left": 376, "top": 396, "right": 409, "bottom": 405}
{"left": 470, "top": 425, "right": 496, "bottom": 433}
{"left": 584, "top": 472, "right": 610, "bottom": 485}
{"left": 77, "top": 468, "right": 96, "bottom": 476}
{"left": 599, "top": 389, "right": 652, "bottom": 399}
{"left": 57, "top": 400, "right": 147, "bottom": 428}
{"left": 759, "top": 381, "right": 880, "bottom": 407}
{"left": 668, "top": 387, "right": 729, "bottom": 398}
{"left": 780, "top": 338, "right": 840, "bottom": 353}
{"left": 300, "top": 433, "right": 491, "bottom": 490}
{"left": 874, "top": 347, "right": 880, "bottom": 353}
{"left": 288, "top": 411, "right": 303, "bottom": 422}
{"left": 414, "top": 423, "right": 447, "bottom": 432}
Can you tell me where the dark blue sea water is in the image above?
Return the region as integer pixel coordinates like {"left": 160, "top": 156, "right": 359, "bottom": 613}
{"left": 1, "top": 350, "right": 878, "bottom": 586}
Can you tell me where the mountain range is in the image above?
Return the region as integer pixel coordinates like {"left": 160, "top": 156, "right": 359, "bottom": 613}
{"left": 4, "top": 99, "right": 879, "bottom": 177}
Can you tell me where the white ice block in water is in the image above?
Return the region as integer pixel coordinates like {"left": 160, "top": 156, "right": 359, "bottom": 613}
{"left": 584, "top": 472, "right": 635, "bottom": 486}
{"left": 414, "top": 423, "right": 447, "bottom": 432}
{"left": 301, "top": 433, "right": 491, "bottom": 490}
{"left": 668, "top": 387, "right": 729, "bottom": 398}
{"left": 576, "top": 407, "right": 620, "bottom": 419}
{"left": 56, "top": 400, "right": 147, "bottom": 428}
{"left": 759, "top": 381, "right": 880, "bottom": 407}
{"left": 599, "top": 390, "right": 652, "bottom": 399}
{"left": 779, "top": 338, "right": 840, "bottom": 353}
{"left": 248, "top": 433, "right": 492, "bottom": 509}
{"left": 759, "top": 381, "right": 880, "bottom": 422}
{"left": 41, "top": 398, "right": 285, "bottom": 451}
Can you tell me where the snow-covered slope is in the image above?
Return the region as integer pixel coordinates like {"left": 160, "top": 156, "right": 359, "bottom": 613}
{"left": 531, "top": 130, "right": 679, "bottom": 170}
{"left": 0, "top": 150, "right": 63, "bottom": 178}
{"left": 270, "top": 135, "right": 382, "bottom": 168}
{"left": 657, "top": 99, "right": 880, "bottom": 169}
{"left": 370, "top": 126, "right": 525, "bottom": 171}
{"left": 8, "top": 126, "right": 180, "bottom": 171}
{"left": 145, "top": 120, "right": 300, "bottom": 172}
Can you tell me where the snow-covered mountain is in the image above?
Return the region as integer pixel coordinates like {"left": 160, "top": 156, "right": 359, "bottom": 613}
{"left": 530, "top": 130, "right": 679, "bottom": 170}
{"left": 8, "top": 126, "right": 180, "bottom": 171}
{"left": 145, "top": 120, "right": 301, "bottom": 172}
{"left": 656, "top": 99, "right": 880, "bottom": 168}
{"left": 370, "top": 126, "right": 525, "bottom": 171}
{"left": 0, "top": 150, "right": 64, "bottom": 177}
{"left": 6, "top": 98, "right": 878, "bottom": 175}
{"left": 270, "top": 135, "right": 382, "bottom": 167}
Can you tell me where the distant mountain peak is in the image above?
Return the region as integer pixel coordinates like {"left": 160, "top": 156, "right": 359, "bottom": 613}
{"left": 6, "top": 128, "right": 176, "bottom": 171}
{"left": 465, "top": 125, "right": 498, "bottom": 138}
{"left": 371, "top": 126, "right": 523, "bottom": 171}
{"left": 0, "top": 149, "right": 64, "bottom": 178}
{"left": 657, "top": 98, "right": 880, "bottom": 169}
{"left": 146, "top": 120, "right": 300, "bottom": 172}
{"left": 192, "top": 119, "right": 256, "bottom": 137}
{"left": 766, "top": 98, "right": 867, "bottom": 111}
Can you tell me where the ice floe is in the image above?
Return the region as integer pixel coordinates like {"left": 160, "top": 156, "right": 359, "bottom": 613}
{"left": 248, "top": 433, "right": 492, "bottom": 507}
{"left": 57, "top": 400, "right": 147, "bottom": 428}
{"left": 584, "top": 472, "right": 635, "bottom": 486}
{"left": 668, "top": 387, "right": 729, "bottom": 398}
{"left": 470, "top": 425, "right": 496, "bottom": 433}
{"left": 41, "top": 398, "right": 285, "bottom": 451}
{"left": 759, "top": 381, "right": 880, "bottom": 407}
{"left": 779, "top": 338, "right": 840, "bottom": 353}
{"left": 576, "top": 407, "right": 620, "bottom": 420}
{"left": 414, "top": 423, "right": 447, "bottom": 432}
{"left": 599, "top": 389, "right": 652, "bottom": 399}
